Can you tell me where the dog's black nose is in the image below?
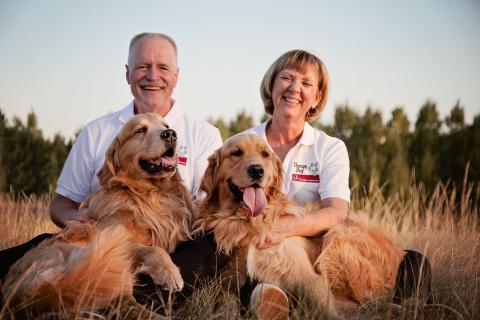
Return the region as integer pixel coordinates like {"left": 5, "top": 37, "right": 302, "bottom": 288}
{"left": 247, "top": 164, "right": 264, "bottom": 180}
{"left": 160, "top": 129, "right": 177, "bottom": 143}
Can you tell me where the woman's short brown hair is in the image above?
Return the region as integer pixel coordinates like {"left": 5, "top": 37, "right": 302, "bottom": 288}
{"left": 260, "top": 49, "right": 329, "bottom": 121}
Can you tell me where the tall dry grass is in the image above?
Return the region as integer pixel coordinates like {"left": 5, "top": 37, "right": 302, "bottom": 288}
{"left": 0, "top": 192, "right": 59, "bottom": 249}
{"left": 0, "top": 177, "right": 479, "bottom": 319}
{"left": 348, "top": 175, "right": 480, "bottom": 320}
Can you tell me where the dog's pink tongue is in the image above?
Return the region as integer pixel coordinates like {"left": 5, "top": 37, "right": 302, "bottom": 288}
{"left": 243, "top": 187, "right": 267, "bottom": 217}
{"left": 161, "top": 157, "right": 176, "bottom": 167}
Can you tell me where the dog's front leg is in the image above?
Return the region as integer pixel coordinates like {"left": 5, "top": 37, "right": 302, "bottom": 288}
{"left": 132, "top": 245, "right": 184, "bottom": 292}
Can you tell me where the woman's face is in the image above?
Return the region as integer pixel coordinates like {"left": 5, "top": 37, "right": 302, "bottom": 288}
{"left": 271, "top": 65, "right": 321, "bottom": 122}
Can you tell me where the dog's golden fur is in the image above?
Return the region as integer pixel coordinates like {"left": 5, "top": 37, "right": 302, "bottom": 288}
{"left": 196, "top": 134, "right": 405, "bottom": 316}
{"left": 2, "top": 113, "right": 194, "bottom": 318}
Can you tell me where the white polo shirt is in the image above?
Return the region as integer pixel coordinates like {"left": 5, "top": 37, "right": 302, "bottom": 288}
{"left": 244, "top": 121, "right": 350, "bottom": 205}
{"left": 56, "top": 101, "right": 222, "bottom": 203}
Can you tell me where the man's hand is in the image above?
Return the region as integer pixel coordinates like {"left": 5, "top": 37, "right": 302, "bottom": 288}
{"left": 49, "top": 194, "right": 96, "bottom": 228}
{"left": 76, "top": 208, "right": 96, "bottom": 224}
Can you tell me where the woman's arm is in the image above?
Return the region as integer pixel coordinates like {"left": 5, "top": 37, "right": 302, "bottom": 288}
{"left": 257, "top": 197, "right": 349, "bottom": 248}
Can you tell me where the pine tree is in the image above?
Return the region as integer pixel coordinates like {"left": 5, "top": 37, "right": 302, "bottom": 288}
{"left": 445, "top": 100, "right": 466, "bottom": 133}
{"left": 351, "top": 107, "right": 385, "bottom": 192}
{"left": 383, "top": 107, "right": 411, "bottom": 195}
{"left": 410, "top": 100, "right": 442, "bottom": 192}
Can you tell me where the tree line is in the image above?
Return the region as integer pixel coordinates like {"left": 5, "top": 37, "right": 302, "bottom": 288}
{"left": 1, "top": 99, "right": 479, "bottom": 197}
{"left": 210, "top": 100, "right": 480, "bottom": 197}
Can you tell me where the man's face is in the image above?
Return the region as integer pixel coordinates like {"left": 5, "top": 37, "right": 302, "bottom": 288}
{"left": 126, "top": 36, "right": 179, "bottom": 114}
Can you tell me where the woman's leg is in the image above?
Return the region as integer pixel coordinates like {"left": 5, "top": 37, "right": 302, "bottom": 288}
{"left": 393, "top": 250, "right": 433, "bottom": 304}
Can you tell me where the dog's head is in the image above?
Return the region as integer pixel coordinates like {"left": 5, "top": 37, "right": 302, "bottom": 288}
{"left": 98, "top": 113, "right": 178, "bottom": 186}
{"left": 200, "top": 134, "right": 284, "bottom": 218}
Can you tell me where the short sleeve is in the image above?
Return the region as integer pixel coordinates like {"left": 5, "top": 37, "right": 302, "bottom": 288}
{"left": 55, "top": 127, "right": 95, "bottom": 203}
{"left": 318, "top": 139, "right": 350, "bottom": 202}
{"left": 192, "top": 126, "right": 223, "bottom": 197}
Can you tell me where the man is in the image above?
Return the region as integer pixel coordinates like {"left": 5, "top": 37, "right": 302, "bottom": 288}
{"left": 0, "top": 33, "right": 227, "bottom": 308}
{"left": 50, "top": 33, "right": 222, "bottom": 227}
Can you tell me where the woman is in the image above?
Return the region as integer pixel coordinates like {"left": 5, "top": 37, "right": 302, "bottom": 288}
{"left": 241, "top": 50, "right": 432, "bottom": 319}
{"left": 246, "top": 49, "right": 349, "bottom": 247}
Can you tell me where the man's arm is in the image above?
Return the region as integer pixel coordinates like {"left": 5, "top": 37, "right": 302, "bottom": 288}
{"left": 49, "top": 194, "right": 91, "bottom": 228}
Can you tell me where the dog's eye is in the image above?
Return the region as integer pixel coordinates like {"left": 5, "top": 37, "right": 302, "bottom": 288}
{"left": 231, "top": 149, "right": 243, "bottom": 156}
{"left": 135, "top": 127, "right": 147, "bottom": 134}
{"left": 262, "top": 150, "right": 269, "bottom": 158}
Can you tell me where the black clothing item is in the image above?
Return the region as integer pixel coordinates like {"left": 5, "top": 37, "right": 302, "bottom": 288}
{"left": 393, "top": 249, "right": 433, "bottom": 304}
{"left": 133, "top": 233, "right": 230, "bottom": 307}
{"left": 0, "top": 233, "right": 53, "bottom": 279}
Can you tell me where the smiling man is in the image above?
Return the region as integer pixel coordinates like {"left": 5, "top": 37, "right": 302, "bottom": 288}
{"left": 50, "top": 33, "right": 222, "bottom": 227}
{"left": 0, "top": 34, "right": 229, "bottom": 312}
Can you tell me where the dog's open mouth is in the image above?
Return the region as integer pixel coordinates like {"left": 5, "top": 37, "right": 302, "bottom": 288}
{"left": 228, "top": 179, "right": 267, "bottom": 217}
{"left": 139, "top": 147, "right": 176, "bottom": 174}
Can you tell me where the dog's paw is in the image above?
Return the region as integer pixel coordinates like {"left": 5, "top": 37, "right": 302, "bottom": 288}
{"left": 150, "top": 266, "right": 184, "bottom": 292}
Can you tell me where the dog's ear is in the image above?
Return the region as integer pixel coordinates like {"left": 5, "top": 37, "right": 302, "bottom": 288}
{"left": 199, "top": 148, "right": 221, "bottom": 204}
{"left": 98, "top": 138, "right": 120, "bottom": 185}
{"left": 272, "top": 155, "right": 285, "bottom": 193}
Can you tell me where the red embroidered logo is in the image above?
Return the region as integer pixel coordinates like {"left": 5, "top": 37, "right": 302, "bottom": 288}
{"left": 291, "top": 174, "right": 319, "bottom": 183}
{"left": 178, "top": 157, "right": 187, "bottom": 166}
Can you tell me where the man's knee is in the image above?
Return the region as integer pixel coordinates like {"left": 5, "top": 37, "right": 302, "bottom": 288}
{"left": 393, "top": 250, "right": 433, "bottom": 304}
{"left": 0, "top": 233, "right": 55, "bottom": 280}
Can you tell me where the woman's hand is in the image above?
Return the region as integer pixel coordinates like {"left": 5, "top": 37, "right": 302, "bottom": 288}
{"left": 257, "top": 215, "right": 297, "bottom": 249}
{"left": 256, "top": 197, "right": 349, "bottom": 249}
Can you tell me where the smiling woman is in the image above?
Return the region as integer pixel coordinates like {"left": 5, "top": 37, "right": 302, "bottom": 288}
{"left": 247, "top": 49, "right": 349, "bottom": 234}
{"left": 239, "top": 49, "right": 432, "bottom": 319}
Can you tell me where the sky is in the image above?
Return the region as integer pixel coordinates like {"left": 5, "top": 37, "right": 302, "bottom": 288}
{"left": 0, "top": 0, "right": 479, "bottom": 139}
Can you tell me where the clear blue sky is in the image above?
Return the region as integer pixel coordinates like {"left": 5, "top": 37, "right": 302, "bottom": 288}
{"left": 1, "top": 0, "right": 479, "bottom": 139}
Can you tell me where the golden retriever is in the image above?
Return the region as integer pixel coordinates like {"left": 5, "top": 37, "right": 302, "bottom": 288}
{"left": 196, "top": 134, "right": 405, "bottom": 316}
{"left": 2, "top": 113, "right": 194, "bottom": 319}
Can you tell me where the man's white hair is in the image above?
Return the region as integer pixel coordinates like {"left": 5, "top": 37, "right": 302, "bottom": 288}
{"left": 127, "top": 32, "right": 178, "bottom": 66}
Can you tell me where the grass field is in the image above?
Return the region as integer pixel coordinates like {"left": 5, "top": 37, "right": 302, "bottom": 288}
{"left": 0, "top": 179, "right": 479, "bottom": 319}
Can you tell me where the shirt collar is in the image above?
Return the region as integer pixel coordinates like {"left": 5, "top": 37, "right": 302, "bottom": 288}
{"left": 118, "top": 99, "right": 181, "bottom": 125}
{"left": 118, "top": 100, "right": 135, "bottom": 124}
{"left": 262, "top": 120, "right": 315, "bottom": 146}
{"left": 163, "top": 99, "right": 182, "bottom": 125}
{"left": 299, "top": 122, "right": 315, "bottom": 146}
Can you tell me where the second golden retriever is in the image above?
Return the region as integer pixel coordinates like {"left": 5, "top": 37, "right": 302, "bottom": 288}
{"left": 196, "top": 134, "right": 405, "bottom": 316}
{"left": 2, "top": 113, "right": 194, "bottom": 319}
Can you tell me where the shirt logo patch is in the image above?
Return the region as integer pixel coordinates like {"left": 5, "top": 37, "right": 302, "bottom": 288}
{"left": 292, "top": 174, "right": 320, "bottom": 183}
{"left": 178, "top": 145, "right": 188, "bottom": 166}
{"left": 292, "top": 161, "right": 319, "bottom": 183}
{"left": 178, "top": 157, "right": 187, "bottom": 165}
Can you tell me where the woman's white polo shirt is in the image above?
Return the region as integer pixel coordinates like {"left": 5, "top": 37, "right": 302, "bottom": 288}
{"left": 244, "top": 121, "right": 350, "bottom": 205}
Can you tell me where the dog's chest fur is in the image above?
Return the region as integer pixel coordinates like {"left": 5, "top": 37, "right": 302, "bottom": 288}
{"left": 85, "top": 185, "right": 191, "bottom": 252}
